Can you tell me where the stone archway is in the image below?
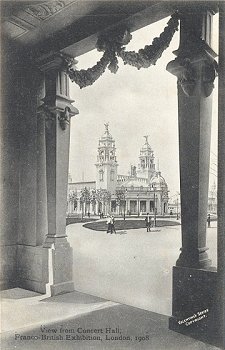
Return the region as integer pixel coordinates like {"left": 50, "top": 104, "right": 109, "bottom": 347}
{"left": 1, "top": 1, "right": 224, "bottom": 347}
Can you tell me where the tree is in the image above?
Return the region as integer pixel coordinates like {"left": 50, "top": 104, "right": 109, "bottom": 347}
{"left": 95, "top": 189, "right": 112, "bottom": 215}
{"left": 68, "top": 190, "right": 78, "bottom": 214}
{"left": 96, "top": 189, "right": 103, "bottom": 214}
{"left": 80, "top": 187, "right": 91, "bottom": 215}
{"left": 91, "top": 189, "right": 97, "bottom": 215}
{"left": 115, "top": 188, "right": 126, "bottom": 218}
{"left": 102, "top": 190, "right": 111, "bottom": 215}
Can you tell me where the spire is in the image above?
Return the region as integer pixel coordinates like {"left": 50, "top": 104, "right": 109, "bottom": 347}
{"left": 137, "top": 136, "right": 155, "bottom": 181}
{"left": 96, "top": 124, "right": 117, "bottom": 164}
{"left": 104, "top": 122, "right": 109, "bottom": 135}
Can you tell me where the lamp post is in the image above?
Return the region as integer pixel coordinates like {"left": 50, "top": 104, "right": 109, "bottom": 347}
{"left": 153, "top": 185, "right": 157, "bottom": 227}
{"left": 80, "top": 198, "right": 84, "bottom": 220}
{"left": 123, "top": 188, "right": 127, "bottom": 220}
{"left": 137, "top": 193, "right": 139, "bottom": 217}
{"left": 161, "top": 184, "right": 166, "bottom": 216}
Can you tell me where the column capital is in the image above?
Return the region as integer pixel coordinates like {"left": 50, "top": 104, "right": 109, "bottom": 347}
{"left": 37, "top": 52, "right": 79, "bottom": 131}
{"left": 167, "top": 10, "right": 218, "bottom": 97}
{"left": 167, "top": 54, "right": 218, "bottom": 97}
{"left": 37, "top": 52, "right": 77, "bottom": 74}
{"left": 38, "top": 103, "right": 78, "bottom": 131}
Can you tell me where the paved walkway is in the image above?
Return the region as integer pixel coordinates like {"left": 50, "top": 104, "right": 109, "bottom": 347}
{"left": 67, "top": 221, "right": 217, "bottom": 316}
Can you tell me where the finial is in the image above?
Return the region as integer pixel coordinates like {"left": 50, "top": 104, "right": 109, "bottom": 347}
{"left": 144, "top": 135, "right": 149, "bottom": 144}
{"left": 104, "top": 122, "right": 109, "bottom": 134}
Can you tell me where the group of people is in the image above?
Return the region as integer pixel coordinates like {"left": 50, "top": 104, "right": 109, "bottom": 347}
{"left": 106, "top": 215, "right": 116, "bottom": 234}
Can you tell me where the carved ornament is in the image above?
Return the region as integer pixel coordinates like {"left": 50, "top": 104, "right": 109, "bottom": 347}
{"left": 38, "top": 104, "right": 72, "bottom": 131}
{"left": 177, "top": 58, "right": 197, "bottom": 97}
{"left": 167, "top": 56, "right": 218, "bottom": 97}
{"left": 66, "top": 13, "right": 180, "bottom": 88}
{"left": 58, "top": 106, "right": 71, "bottom": 130}
{"left": 26, "top": 1, "right": 67, "bottom": 21}
{"left": 202, "top": 61, "right": 218, "bottom": 97}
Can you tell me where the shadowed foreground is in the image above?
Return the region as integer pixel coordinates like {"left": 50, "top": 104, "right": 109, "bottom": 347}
{"left": 1, "top": 289, "right": 219, "bottom": 350}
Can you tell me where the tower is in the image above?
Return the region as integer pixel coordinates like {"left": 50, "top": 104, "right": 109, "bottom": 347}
{"left": 95, "top": 123, "right": 118, "bottom": 193}
{"left": 137, "top": 135, "right": 156, "bottom": 181}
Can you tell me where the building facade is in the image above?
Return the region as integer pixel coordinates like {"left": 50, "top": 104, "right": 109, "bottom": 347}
{"left": 68, "top": 124, "right": 169, "bottom": 216}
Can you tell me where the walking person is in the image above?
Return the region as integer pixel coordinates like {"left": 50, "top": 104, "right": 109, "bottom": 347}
{"left": 207, "top": 213, "right": 211, "bottom": 228}
{"left": 145, "top": 213, "right": 151, "bottom": 232}
{"left": 110, "top": 215, "right": 116, "bottom": 234}
{"left": 106, "top": 215, "right": 111, "bottom": 234}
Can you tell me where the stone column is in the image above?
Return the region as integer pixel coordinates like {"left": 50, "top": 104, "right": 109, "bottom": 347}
{"left": 167, "top": 9, "right": 219, "bottom": 340}
{"left": 36, "top": 91, "right": 48, "bottom": 246}
{"left": 217, "top": 4, "right": 225, "bottom": 347}
{"left": 167, "top": 10, "right": 217, "bottom": 269}
{"left": 128, "top": 199, "right": 131, "bottom": 214}
{"left": 16, "top": 67, "right": 49, "bottom": 293}
{"left": 39, "top": 54, "right": 79, "bottom": 295}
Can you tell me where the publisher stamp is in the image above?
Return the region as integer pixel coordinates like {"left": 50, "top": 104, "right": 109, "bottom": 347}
{"left": 177, "top": 309, "right": 209, "bottom": 327}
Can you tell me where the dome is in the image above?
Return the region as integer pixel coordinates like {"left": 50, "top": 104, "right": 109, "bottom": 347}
{"left": 139, "top": 136, "right": 152, "bottom": 154}
{"left": 142, "top": 142, "right": 152, "bottom": 151}
{"left": 101, "top": 131, "right": 112, "bottom": 139}
{"left": 150, "top": 171, "right": 167, "bottom": 190}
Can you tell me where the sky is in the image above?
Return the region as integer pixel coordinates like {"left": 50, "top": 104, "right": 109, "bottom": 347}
{"left": 69, "top": 14, "right": 218, "bottom": 198}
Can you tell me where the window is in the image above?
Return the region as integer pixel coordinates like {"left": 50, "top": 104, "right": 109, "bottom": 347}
{"left": 99, "top": 170, "right": 104, "bottom": 181}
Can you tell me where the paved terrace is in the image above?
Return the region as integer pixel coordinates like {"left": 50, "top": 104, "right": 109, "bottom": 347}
{"left": 67, "top": 220, "right": 217, "bottom": 315}
{"left": 1, "top": 221, "right": 218, "bottom": 350}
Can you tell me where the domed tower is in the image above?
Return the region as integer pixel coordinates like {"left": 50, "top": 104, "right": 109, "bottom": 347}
{"left": 150, "top": 171, "right": 169, "bottom": 215}
{"left": 137, "top": 136, "right": 156, "bottom": 181}
{"left": 95, "top": 123, "right": 118, "bottom": 193}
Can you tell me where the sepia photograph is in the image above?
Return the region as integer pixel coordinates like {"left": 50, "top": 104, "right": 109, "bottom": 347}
{"left": 1, "top": 0, "right": 225, "bottom": 349}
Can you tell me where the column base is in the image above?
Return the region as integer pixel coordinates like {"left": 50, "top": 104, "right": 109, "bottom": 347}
{"left": 169, "top": 266, "right": 221, "bottom": 347}
{"left": 17, "top": 245, "right": 47, "bottom": 294}
{"left": 50, "top": 281, "right": 74, "bottom": 296}
{"left": 176, "top": 247, "right": 211, "bottom": 269}
{"left": 43, "top": 235, "right": 74, "bottom": 296}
